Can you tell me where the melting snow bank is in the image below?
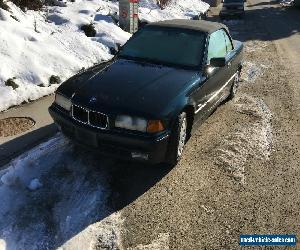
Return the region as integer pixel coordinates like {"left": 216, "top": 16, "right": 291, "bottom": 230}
{"left": 0, "top": 133, "right": 123, "bottom": 250}
{"left": 241, "top": 61, "right": 269, "bottom": 83}
{"left": 0, "top": 0, "right": 128, "bottom": 112}
{"left": 213, "top": 95, "right": 273, "bottom": 184}
{"left": 0, "top": 0, "right": 209, "bottom": 112}
{"left": 139, "top": 0, "right": 209, "bottom": 22}
{"left": 59, "top": 213, "right": 123, "bottom": 250}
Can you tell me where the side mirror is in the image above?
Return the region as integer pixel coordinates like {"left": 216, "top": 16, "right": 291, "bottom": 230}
{"left": 209, "top": 57, "right": 226, "bottom": 67}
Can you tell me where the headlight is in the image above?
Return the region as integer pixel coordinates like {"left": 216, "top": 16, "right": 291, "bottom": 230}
{"left": 55, "top": 93, "right": 72, "bottom": 111}
{"left": 115, "top": 115, "right": 147, "bottom": 132}
{"left": 115, "top": 115, "right": 164, "bottom": 133}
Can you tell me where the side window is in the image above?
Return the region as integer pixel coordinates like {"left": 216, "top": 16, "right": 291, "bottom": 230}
{"left": 207, "top": 29, "right": 227, "bottom": 64}
{"left": 222, "top": 29, "right": 233, "bottom": 53}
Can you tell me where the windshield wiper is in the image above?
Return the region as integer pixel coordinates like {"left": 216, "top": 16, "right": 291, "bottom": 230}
{"left": 119, "top": 54, "right": 171, "bottom": 66}
{"left": 118, "top": 54, "right": 196, "bottom": 69}
{"left": 118, "top": 54, "right": 145, "bottom": 62}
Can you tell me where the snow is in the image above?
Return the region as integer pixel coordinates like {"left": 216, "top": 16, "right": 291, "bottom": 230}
{"left": 0, "top": 0, "right": 209, "bottom": 112}
{"left": 60, "top": 213, "right": 124, "bottom": 250}
{"left": 241, "top": 61, "right": 269, "bottom": 83}
{"left": 0, "top": 133, "right": 123, "bottom": 249}
{"left": 0, "top": 1, "right": 130, "bottom": 112}
{"left": 280, "top": 0, "right": 294, "bottom": 6}
{"left": 214, "top": 94, "right": 273, "bottom": 184}
{"left": 139, "top": 0, "right": 209, "bottom": 23}
{"left": 28, "top": 178, "right": 43, "bottom": 190}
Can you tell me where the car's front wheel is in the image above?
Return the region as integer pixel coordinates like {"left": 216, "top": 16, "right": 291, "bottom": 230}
{"left": 166, "top": 112, "right": 188, "bottom": 166}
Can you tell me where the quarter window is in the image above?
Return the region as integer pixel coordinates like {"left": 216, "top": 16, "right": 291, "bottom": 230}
{"left": 207, "top": 29, "right": 227, "bottom": 64}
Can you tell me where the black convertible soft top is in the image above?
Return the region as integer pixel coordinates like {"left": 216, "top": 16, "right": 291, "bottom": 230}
{"left": 148, "top": 19, "right": 228, "bottom": 34}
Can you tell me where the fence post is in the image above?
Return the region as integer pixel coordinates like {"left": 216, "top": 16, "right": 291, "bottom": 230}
{"left": 119, "top": 0, "right": 139, "bottom": 33}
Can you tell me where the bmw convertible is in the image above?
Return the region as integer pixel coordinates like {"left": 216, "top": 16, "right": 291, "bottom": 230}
{"left": 49, "top": 19, "right": 243, "bottom": 165}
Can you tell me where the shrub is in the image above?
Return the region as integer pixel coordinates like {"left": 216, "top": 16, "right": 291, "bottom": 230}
{"left": 80, "top": 23, "right": 96, "bottom": 37}
{"left": 0, "top": 0, "right": 9, "bottom": 11}
{"left": 11, "top": 0, "right": 43, "bottom": 11}
{"left": 49, "top": 75, "right": 61, "bottom": 85}
{"left": 44, "top": 0, "right": 67, "bottom": 7}
{"left": 156, "top": 0, "right": 172, "bottom": 9}
{"left": 5, "top": 78, "right": 19, "bottom": 90}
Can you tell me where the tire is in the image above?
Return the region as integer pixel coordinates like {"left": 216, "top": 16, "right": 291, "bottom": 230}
{"left": 228, "top": 71, "right": 241, "bottom": 100}
{"left": 165, "top": 112, "right": 188, "bottom": 166}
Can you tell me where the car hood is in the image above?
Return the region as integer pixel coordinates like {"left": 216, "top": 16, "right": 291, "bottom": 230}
{"left": 58, "top": 59, "right": 199, "bottom": 118}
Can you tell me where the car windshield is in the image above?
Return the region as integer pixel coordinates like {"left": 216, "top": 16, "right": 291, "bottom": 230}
{"left": 119, "top": 26, "right": 206, "bottom": 68}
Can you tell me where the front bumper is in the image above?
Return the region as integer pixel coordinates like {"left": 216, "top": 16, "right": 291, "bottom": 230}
{"left": 49, "top": 105, "right": 170, "bottom": 164}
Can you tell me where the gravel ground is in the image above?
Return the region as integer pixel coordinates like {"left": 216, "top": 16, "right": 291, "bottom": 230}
{"left": 117, "top": 4, "right": 300, "bottom": 250}
{"left": 0, "top": 117, "right": 35, "bottom": 137}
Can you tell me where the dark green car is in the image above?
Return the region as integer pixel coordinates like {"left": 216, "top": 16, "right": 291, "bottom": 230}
{"left": 49, "top": 20, "right": 243, "bottom": 165}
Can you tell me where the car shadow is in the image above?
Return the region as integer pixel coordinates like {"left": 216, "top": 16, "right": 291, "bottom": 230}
{"left": 107, "top": 160, "right": 172, "bottom": 211}
{"left": 0, "top": 123, "right": 57, "bottom": 168}
{"left": 0, "top": 127, "right": 173, "bottom": 249}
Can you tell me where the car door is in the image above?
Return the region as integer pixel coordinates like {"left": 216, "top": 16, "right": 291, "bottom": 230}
{"left": 193, "top": 29, "right": 229, "bottom": 123}
{"left": 222, "top": 28, "right": 237, "bottom": 97}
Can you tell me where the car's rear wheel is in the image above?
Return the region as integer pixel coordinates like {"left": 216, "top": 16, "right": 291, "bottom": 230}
{"left": 166, "top": 112, "right": 188, "bottom": 166}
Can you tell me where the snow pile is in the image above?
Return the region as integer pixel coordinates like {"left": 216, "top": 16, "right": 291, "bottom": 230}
{"left": 213, "top": 95, "right": 273, "bottom": 184}
{"left": 240, "top": 61, "right": 269, "bottom": 83}
{"left": 0, "top": 0, "right": 209, "bottom": 112}
{"left": 60, "top": 213, "right": 124, "bottom": 250}
{"left": 280, "top": 0, "right": 294, "bottom": 6}
{"left": 28, "top": 178, "right": 43, "bottom": 190}
{"left": 0, "top": 133, "right": 123, "bottom": 249}
{"left": 0, "top": 1, "right": 130, "bottom": 112}
{"left": 139, "top": 0, "right": 209, "bottom": 23}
